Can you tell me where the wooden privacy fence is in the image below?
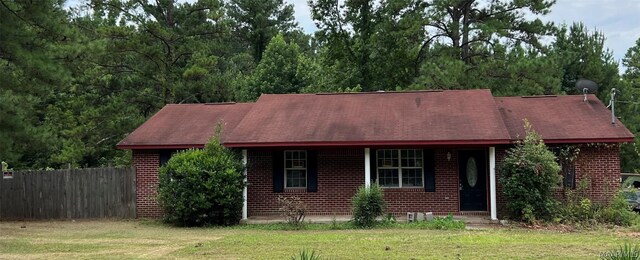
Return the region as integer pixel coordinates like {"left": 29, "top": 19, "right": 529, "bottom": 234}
{"left": 0, "top": 167, "right": 136, "bottom": 220}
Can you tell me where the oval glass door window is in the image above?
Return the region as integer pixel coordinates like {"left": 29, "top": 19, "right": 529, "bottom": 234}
{"left": 466, "top": 157, "right": 478, "bottom": 188}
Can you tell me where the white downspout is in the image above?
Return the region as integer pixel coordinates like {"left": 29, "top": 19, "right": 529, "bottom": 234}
{"left": 364, "top": 148, "right": 371, "bottom": 188}
{"left": 242, "top": 149, "right": 248, "bottom": 220}
{"left": 489, "top": 147, "right": 497, "bottom": 221}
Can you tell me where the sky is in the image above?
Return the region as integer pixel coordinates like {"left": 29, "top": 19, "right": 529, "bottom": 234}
{"left": 285, "top": 0, "right": 640, "bottom": 72}
{"left": 540, "top": 0, "right": 640, "bottom": 70}
{"left": 66, "top": 0, "right": 640, "bottom": 72}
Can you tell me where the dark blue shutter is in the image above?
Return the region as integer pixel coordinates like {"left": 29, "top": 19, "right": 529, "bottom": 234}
{"left": 370, "top": 149, "right": 377, "bottom": 184}
{"left": 273, "top": 151, "right": 284, "bottom": 193}
{"left": 424, "top": 150, "right": 435, "bottom": 192}
{"left": 307, "top": 151, "right": 318, "bottom": 192}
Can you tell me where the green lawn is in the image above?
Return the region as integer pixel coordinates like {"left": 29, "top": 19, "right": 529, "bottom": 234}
{"left": 0, "top": 220, "right": 638, "bottom": 259}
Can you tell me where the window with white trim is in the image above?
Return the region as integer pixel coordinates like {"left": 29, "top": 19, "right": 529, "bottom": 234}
{"left": 377, "top": 149, "right": 423, "bottom": 188}
{"left": 285, "top": 150, "right": 307, "bottom": 188}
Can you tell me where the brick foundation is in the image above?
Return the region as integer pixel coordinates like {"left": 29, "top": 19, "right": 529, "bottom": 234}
{"left": 132, "top": 144, "right": 622, "bottom": 219}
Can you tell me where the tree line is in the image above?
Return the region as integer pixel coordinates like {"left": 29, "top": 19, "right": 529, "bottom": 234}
{"left": 1, "top": 0, "right": 639, "bottom": 172}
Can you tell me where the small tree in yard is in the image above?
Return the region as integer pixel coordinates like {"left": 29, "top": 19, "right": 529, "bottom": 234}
{"left": 500, "top": 120, "right": 561, "bottom": 223}
{"left": 157, "top": 137, "right": 245, "bottom": 226}
{"left": 352, "top": 183, "right": 386, "bottom": 227}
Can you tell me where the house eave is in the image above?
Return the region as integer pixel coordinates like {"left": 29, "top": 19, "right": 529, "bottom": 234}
{"left": 223, "top": 139, "right": 512, "bottom": 148}
{"left": 538, "top": 137, "right": 635, "bottom": 144}
{"left": 116, "top": 144, "right": 206, "bottom": 150}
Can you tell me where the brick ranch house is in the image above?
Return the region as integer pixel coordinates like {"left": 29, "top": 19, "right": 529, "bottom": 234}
{"left": 117, "top": 89, "right": 634, "bottom": 220}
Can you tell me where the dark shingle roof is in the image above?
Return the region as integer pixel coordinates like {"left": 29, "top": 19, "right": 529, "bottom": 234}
{"left": 224, "top": 90, "right": 511, "bottom": 147}
{"left": 118, "top": 90, "right": 634, "bottom": 149}
{"left": 117, "top": 103, "right": 253, "bottom": 149}
{"left": 495, "top": 95, "right": 634, "bottom": 143}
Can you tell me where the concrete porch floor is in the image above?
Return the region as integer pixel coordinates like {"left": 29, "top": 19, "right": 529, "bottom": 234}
{"left": 243, "top": 214, "right": 499, "bottom": 226}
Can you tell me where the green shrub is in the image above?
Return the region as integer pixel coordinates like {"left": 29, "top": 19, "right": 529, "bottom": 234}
{"left": 596, "top": 192, "right": 640, "bottom": 227}
{"left": 351, "top": 184, "right": 386, "bottom": 227}
{"left": 409, "top": 215, "right": 466, "bottom": 230}
{"left": 556, "top": 180, "right": 640, "bottom": 226}
{"left": 157, "top": 138, "right": 245, "bottom": 226}
{"left": 499, "top": 121, "right": 561, "bottom": 223}
{"left": 556, "top": 179, "right": 597, "bottom": 224}
{"left": 600, "top": 244, "right": 640, "bottom": 260}
{"left": 631, "top": 224, "right": 640, "bottom": 232}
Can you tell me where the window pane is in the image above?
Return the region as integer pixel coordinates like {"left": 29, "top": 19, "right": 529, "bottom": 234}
{"left": 401, "top": 157, "right": 409, "bottom": 167}
{"left": 402, "top": 168, "right": 423, "bottom": 187}
{"left": 378, "top": 169, "right": 399, "bottom": 187}
{"left": 378, "top": 149, "right": 398, "bottom": 167}
{"left": 286, "top": 169, "right": 306, "bottom": 188}
{"left": 285, "top": 151, "right": 307, "bottom": 170}
{"left": 291, "top": 159, "right": 304, "bottom": 168}
{"left": 400, "top": 149, "right": 422, "bottom": 167}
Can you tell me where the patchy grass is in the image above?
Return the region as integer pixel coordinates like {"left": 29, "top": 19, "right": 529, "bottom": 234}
{"left": 0, "top": 220, "right": 639, "bottom": 259}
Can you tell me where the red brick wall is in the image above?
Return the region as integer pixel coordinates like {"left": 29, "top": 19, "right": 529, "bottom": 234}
{"left": 248, "top": 149, "right": 463, "bottom": 216}
{"left": 383, "top": 150, "right": 460, "bottom": 215}
{"left": 570, "top": 144, "right": 621, "bottom": 203}
{"left": 248, "top": 149, "right": 364, "bottom": 216}
{"left": 133, "top": 144, "right": 621, "bottom": 219}
{"left": 132, "top": 150, "right": 163, "bottom": 218}
{"left": 493, "top": 144, "right": 621, "bottom": 218}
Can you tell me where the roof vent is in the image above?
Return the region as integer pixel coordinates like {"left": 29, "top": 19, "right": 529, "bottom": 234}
{"left": 204, "top": 102, "right": 236, "bottom": 105}
{"left": 521, "top": 95, "right": 557, "bottom": 98}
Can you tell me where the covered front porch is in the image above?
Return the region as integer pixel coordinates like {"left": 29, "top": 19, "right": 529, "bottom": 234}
{"left": 240, "top": 147, "right": 503, "bottom": 221}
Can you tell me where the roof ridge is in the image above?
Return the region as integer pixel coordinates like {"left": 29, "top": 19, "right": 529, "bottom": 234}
{"left": 495, "top": 94, "right": 598, "bottom": 99}
{"left": 315, "top": 90, "right": 444, "bottom": 95}
{"left": 164, "top": 102, "right": 239, "bottom": 106}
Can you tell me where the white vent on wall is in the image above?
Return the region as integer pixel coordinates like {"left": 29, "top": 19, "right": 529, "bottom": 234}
{"left": 407, "top": 212, "right": 415, "bottom": 222}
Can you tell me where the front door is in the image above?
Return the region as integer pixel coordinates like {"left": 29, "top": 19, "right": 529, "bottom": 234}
{"left": 459, "top": 150, "right": 487, "bottom": 211}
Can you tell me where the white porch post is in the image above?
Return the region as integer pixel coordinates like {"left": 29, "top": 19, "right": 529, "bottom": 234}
{"left": 364, "top": 148, "right": 371, "bottom": 188}
{"left": 242, "top": 149, "right": 248, "bottom": 220}
{"left": 489, "top": 147, "right": 497, "bottom": 220}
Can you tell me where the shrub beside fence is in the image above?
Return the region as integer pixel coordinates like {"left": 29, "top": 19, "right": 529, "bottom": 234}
{"left": 0, "top": 167, "right": 136, "bottom": 220}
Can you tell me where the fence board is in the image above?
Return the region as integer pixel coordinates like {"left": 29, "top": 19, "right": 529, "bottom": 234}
{"left": 0, "top": 167, "right": 136, "bottom": 220}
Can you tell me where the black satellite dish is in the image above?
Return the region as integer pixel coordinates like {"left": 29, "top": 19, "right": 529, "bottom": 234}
{"left": 575, "top": 79, "right": 598, "bottom": 102}
{"left": 575, "top": 79, "right": 598, "bottom": 93}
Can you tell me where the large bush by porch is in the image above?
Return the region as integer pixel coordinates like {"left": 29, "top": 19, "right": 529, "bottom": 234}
{"left": 499, "top": 121, "right": 561, "bottom": 223}
{"left": 157, "top": 138, "right": 246, "bottom": 226}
